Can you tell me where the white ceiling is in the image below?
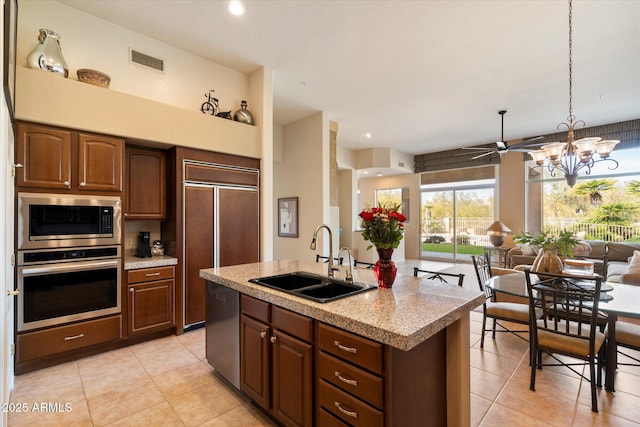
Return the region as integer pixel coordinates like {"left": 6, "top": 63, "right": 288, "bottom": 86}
{"left": 58, "top": 0, "right": 640, "bottom": 156}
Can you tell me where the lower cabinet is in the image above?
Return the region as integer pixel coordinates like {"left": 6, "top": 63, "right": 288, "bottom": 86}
{"left": 127, "top": 266, "right": 175, "bottom": 335}
{"left": 240, "top": 295, "right": 313, "bottom": 427}
{"left": 16, "top": 315, "right": 122, "bottom": 363}
{"left": 317, "top": 323, "right": 384, "bottom": 427}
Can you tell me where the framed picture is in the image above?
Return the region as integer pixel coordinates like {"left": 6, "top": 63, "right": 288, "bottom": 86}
{"left": 3, "top": 0, "right": 18, "bottom": 122}
{"left": 278, "top": 197, "right": 298, "bottom": 237}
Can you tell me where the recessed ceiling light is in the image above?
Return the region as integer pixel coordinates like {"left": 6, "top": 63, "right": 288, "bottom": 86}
{"left": 229, "top": 1, "right": 245, "bottom": 16}
{"left": 377, "top": 172, "right": 383, "bottom": 177}
{"left": 364, "top": 132, "right": 372, "bottom": 139}
{"left": 363, "top": 171, "right": 369, "bottom": 174}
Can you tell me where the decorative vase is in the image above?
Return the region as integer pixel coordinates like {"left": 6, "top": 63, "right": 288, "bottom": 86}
{"left": 27, "top": 29, "right": 69, "bottom": 78}
{"left": 233, "top": 100, "right": 254, "bottom": 125}
{"left": 532, "top": 248, "right": 563, "bottom": 279}
{"left": 374, "top": 247, "right": 397, "bottom": 289}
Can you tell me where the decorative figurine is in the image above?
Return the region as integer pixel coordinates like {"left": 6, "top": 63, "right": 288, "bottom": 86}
{"left": 201, "top": 89, "right": 220, "bottom": 116}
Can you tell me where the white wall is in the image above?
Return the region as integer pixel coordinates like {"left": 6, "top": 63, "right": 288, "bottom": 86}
{"left": 17, "top": 1, "right": 250, "bottom": 114}
{"left": 274, "top": 112, "right": 331, "bottom": 261}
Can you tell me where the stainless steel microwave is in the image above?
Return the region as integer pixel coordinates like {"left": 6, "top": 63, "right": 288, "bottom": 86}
{"left": 17, "top": 193, "right": 122, "bottom": 250}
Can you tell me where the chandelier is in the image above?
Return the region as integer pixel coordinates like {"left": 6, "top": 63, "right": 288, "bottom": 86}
{"left": 528, "top": 0, "right": 619, "bottom": 187}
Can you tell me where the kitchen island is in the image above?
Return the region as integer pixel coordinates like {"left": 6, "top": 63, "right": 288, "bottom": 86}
{"left": 201, "top": 260, "right": 484, "bottom": 427}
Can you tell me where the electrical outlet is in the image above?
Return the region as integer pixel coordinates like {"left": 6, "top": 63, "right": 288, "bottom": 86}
{"left": 125, "top": 239, "right": 134, "bottom": 248}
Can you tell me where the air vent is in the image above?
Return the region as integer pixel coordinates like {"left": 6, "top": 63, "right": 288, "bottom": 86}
{"left": 398, "top": 162, "right": 405, "bottom": 168}
{"left": 130, "top": 49, "right": 165, "bottom": 72}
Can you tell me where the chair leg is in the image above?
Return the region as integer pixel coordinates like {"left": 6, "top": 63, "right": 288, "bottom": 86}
{"left": 590, "top": 359, "right": 598, "bottom": 412}
{"left": 492, "top": 318, "right": 497, "bottom": 339}
{"left": 481, "top": 314, "right": 487, "bottom": 348}
{"left": 530, "top": 343, "right": 537, "bottom": 391}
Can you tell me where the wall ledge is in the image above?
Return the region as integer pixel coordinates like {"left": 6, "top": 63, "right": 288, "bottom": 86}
{"left": 15, "top": 67, "right": 261, "bottom": 158}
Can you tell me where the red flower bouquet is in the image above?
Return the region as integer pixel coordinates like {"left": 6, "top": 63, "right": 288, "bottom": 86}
{"left": 358, "top": 204, "right": 407, "bottom": 250}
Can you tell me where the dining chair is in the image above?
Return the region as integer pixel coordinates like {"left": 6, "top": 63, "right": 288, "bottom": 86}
{"left": 315, "top": 254, "right": 343, "bottom": 265}
{"left": 471, "top": 254, "right": 534, "bottom": 348}
{"left": 524, "top": 269, "right": 606, "bottom": 412}
{"left": 611, "top": 320, "right": 640, "bottom": 367}
{"left": 353, "top": 260, "right": 375, "bottom": 269}
{"left": 413, "top": 268, "right": 464, "bottom": 287}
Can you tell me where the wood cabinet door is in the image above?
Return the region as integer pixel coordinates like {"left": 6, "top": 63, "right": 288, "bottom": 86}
{"left": 127, "top": 279, "right": 175, "bottom": 335}
{"left": 184, "top": 186, "right": 214, "bottom": 325}
{"left": 125, "top": 147, "right": 166, "bottom": 219}
{"left": 78, "top": 133, "right": 123, "bottom": 192}
{"left": 241, "top": 314, "right": 271, "bottom": 410}
{"left": 272, "top": 329, "right": 313, "bottom": 427}
{"left": 218, "top": 188, "right": 259, "bottom": 266}
{"left": 15, "top": 122, "right": 72, "bottom": 189}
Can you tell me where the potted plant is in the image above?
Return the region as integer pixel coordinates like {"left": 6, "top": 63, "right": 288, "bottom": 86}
{"left": 513, "top": 229, "right": 580, "bottom": 276}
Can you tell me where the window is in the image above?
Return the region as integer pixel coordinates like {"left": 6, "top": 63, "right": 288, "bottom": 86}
{"left": 526, "top": 146, "right": 640, "bottom": 242}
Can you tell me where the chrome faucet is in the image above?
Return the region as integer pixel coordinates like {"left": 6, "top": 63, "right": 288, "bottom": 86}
{"left": 337, "top": 247, "right": 354, "bottom": 283}
{"left": 310, "top": 224, "right": 339, "bottom": 278}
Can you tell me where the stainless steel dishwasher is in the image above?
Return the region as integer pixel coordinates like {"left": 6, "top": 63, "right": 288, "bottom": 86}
{"left": 205, "top": 281, "right": 240, "bottom": 389}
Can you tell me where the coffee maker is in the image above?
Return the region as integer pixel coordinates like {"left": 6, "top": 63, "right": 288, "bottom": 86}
{"left": 135, "top": 231, "right": 152, "bottom": 258}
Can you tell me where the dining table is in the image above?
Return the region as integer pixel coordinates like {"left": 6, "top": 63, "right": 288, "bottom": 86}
{"left": 487, "top": 273, "right": 640, "bottom": 391}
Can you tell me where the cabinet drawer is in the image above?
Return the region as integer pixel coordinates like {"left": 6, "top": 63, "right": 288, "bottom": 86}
{"left": 318, "top": 408, "right": 351, "bottom": 427}
{"left": 128, "top": 266, "right": 174, "bottom": 284}
{"left": 272, "top": 305, "right": 313, "bottom": 342}
{"left": 241, "top": 294, "right": 270, "bottom": 323}
{"left": 318, "top": 351, "right": 383, "bottom": 409}
{"left": 318, "top": 323, "right": 383, "bottom": 374}
{"left": 319, "top": 380, "right": 383, "bottom": 427}
{"left": 16, "top": 316, "right": 122, "bottom": 363}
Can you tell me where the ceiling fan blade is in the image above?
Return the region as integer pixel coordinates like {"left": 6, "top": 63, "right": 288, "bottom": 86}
{"left": 509, "top": 148, "right": 538, "bottom": 152}
{"left": 472, "top": 151, "right": 496, "bottom": 160}
{"left": 523, "top": 136, "right": 545, "bottom": 144}
{"left": 460, "top": 147, "right": 494, "bottom": 151}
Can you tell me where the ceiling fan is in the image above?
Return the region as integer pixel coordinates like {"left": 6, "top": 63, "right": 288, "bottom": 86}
{"left": 461, "top": 110, "right": 545, "bottom": 159}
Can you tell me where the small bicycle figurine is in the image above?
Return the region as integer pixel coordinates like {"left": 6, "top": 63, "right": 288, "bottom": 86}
{"left": 200, "top": 89, "right": 220, "bottom": 116}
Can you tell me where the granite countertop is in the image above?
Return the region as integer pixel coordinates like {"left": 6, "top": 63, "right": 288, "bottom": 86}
{"left": 200, "top": 260, "right": 484, "bottom": 351}
{"left": 124, "top": 255, "right": 178, "bottom": 270}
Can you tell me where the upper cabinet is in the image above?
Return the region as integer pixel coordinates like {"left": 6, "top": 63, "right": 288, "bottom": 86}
{"left": 15, "top": 122, "right": 123, "bottom": 193}
{"left": 124, "top": 146, "right": 166, "bottom": 220}
{"left": 78, "top": 133, "right": 123, "bottom": 192}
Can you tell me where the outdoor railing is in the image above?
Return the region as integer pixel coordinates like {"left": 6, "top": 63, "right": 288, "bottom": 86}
{"left": 423, "top": 217, "right": 640, "bottom": 245}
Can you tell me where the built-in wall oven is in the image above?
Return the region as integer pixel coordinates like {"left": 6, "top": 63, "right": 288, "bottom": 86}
{"left": 17, "top": 246, "right": 121, "bottom": 332}
{"left": 16, "top": 192, "right": 122, "bottom": 332}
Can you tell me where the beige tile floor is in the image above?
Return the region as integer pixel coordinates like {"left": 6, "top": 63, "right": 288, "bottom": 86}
{"left": 8, "top": 294, "right": 640, "bottom": 426}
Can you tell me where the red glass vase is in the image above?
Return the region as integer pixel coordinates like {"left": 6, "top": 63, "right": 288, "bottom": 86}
{"left": 374, "top": 247, "right": 397, "bottom": 289}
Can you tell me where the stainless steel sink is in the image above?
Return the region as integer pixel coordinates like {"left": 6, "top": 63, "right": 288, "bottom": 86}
{"left": 249, "top": 271, "right": 376, "bottom": 303}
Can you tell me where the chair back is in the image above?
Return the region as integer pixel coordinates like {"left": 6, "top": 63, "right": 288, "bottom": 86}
{"left": 524, "top": 269, "right": 604, "bottom": 355}
{"left": 413, "top": 268, "right": 464, "bottom": 287}
{"left": 471, "top": 254, "right": 492, "bottom": 293}
{"left": 353, "top": 260, "right": 375, "bottom": 269}
{"left": 315, "top": 254, "right": 343, "bottom": 265}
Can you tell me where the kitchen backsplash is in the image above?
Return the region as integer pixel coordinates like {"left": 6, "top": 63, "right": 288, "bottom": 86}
{"left": 124, "top": 220, "right": 162, "bottom": 255}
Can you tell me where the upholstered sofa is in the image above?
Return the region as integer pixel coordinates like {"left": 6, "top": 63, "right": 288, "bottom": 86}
{"left": 506, "top": 240, "right": 640, "bottom": 284}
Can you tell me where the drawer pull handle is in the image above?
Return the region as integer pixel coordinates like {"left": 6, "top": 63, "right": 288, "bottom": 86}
{"left": 270, "top": 336, "right": 277, "bottom": 344}
{"left": 334, "top": 340, "right": 358, "bottom": 354}
{"left": 145, "top": 272, "right": 161, "bottom": 277}
{"left": 334, "top": 402, "right": 358, "bottom": 419}
{"left": 260, "top": 331, "right": 267, "bottom": 339}
{"left": 64, "top": 333, "right": 85, "bottom": 341}
{"left": 334, "top": 371, "right": 358, "bottom": 387}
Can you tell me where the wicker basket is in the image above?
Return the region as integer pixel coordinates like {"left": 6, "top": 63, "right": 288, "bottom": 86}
{"left": 76, "top": 69, "right": 111, "bottom": 88}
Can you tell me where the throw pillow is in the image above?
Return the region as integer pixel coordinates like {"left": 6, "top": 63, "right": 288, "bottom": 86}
{"left": 620, "top": 251, "right": 640, "bottom": 285}
{"left": 572, "top": 241, "right": 592, "bottom": 257}
{"left": 520, "top": 244, "right": 537, "bottom": 256}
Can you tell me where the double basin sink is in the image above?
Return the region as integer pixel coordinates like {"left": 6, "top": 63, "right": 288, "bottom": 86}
{"left": 249, "top": 271, "right": 376, "bottom": 303}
